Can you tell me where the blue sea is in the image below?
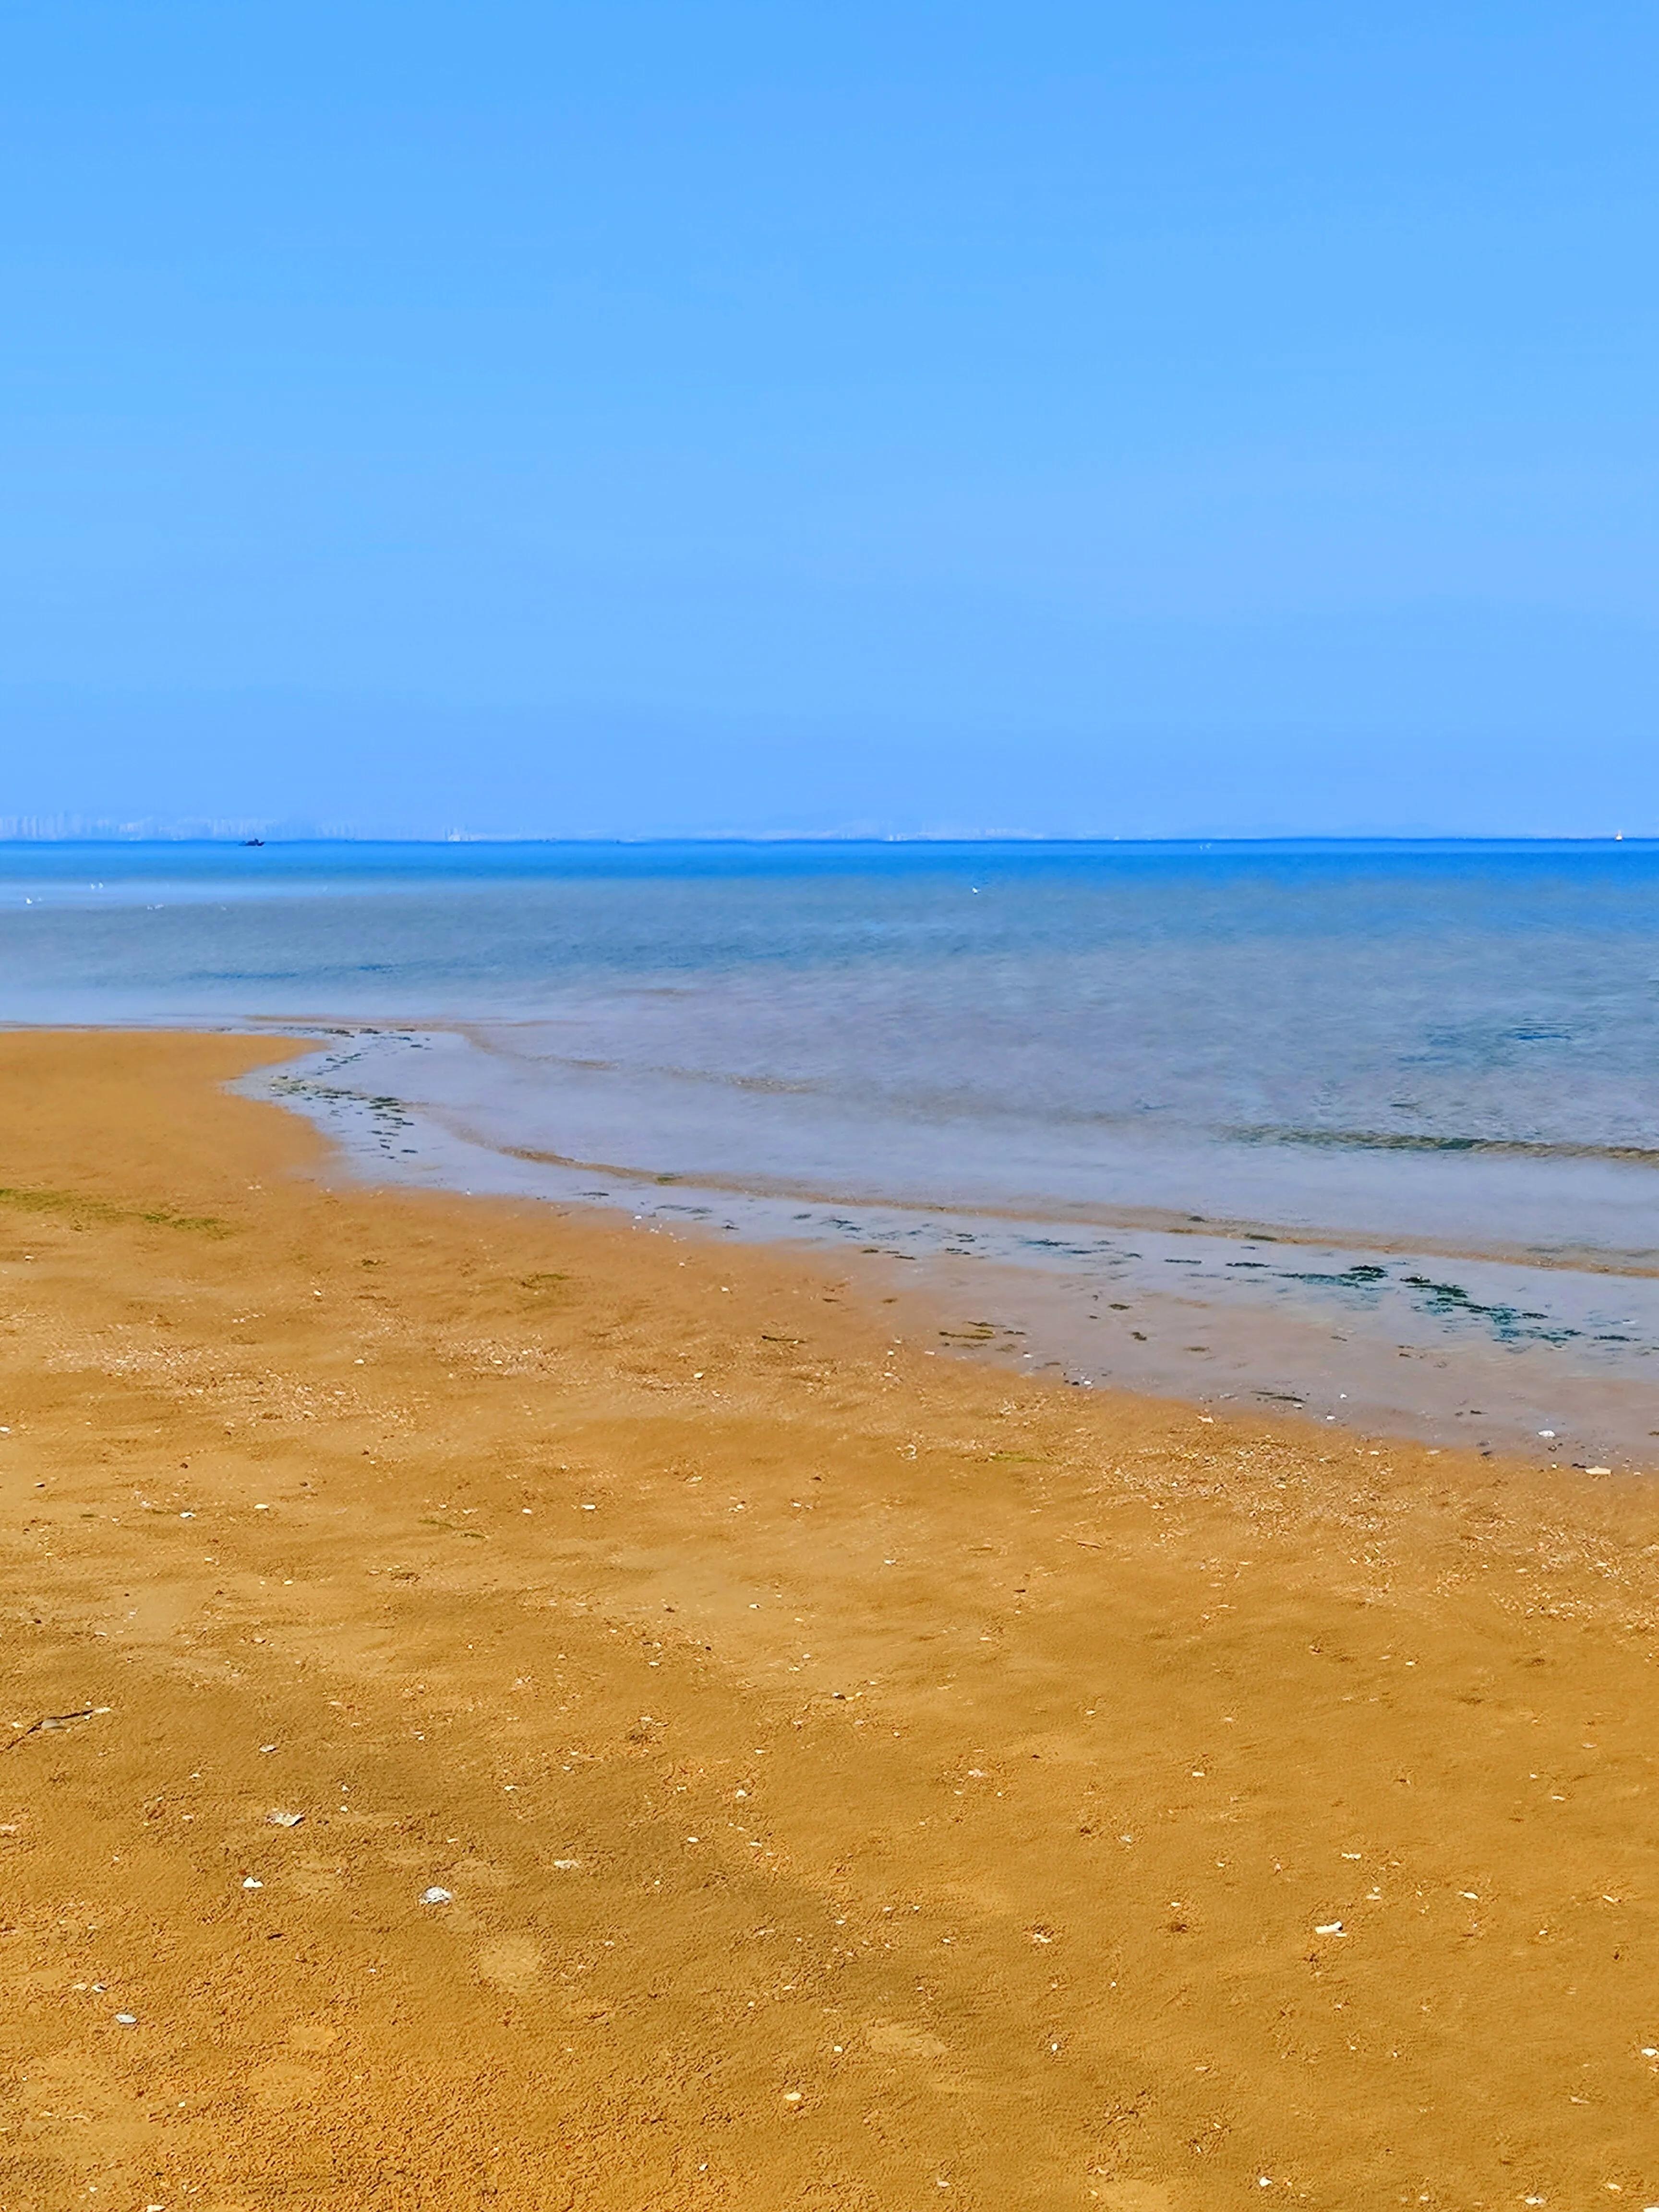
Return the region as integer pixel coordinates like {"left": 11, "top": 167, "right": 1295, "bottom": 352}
{"left": 4, "top": 837, "right": 1657, "bottom": 1462}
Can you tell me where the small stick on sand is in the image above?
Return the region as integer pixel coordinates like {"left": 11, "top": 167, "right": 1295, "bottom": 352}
{"left": 1, "top": 1706, "right": 94, "bottom": 1752}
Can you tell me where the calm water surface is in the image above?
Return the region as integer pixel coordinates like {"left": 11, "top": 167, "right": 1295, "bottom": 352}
{"left": 4, "top": 839, "right": 1656, "bottom": 1460}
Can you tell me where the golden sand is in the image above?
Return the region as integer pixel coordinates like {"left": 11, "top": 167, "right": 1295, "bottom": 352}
{"left": 0, "top": 1032, "right": 1655, "bottom": 2209}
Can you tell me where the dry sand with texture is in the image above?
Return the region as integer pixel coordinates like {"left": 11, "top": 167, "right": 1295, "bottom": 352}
{"left": 0, "top": 1031, "right": 1656, "bottom": 2209}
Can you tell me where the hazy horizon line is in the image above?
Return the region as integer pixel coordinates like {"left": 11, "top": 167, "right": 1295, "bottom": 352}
{"left": 0, "top": 827, "right": 1651, "bottom": 850}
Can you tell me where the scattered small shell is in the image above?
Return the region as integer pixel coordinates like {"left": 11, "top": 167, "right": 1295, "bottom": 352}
{"left": 267, "top": 1810, "right": 303, "bottom": 1828}
{"left": 114, "top": 2012, "right": 137, "bottom": 2026}
{"left": 421, "top": 1886, "right": 453, "bottom": 1905}
{"left": 1587, "top": 1466, "right": 1612, "bottom": 1476}
{"left": 1314, "top": 1920, "right": 1345, "bottom": 1936}
{"left": 259, "top": 1744, "right": 277, "bottom": 1754}
{"left": 552, "top": 1859, "right": 581, "bottom": 1871}
{"left": 242, "top": 1877, "right": 264, "bottom": 1889}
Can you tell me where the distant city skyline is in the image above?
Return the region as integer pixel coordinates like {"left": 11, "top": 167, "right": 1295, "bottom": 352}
{"left": 3, "top": 3, "right": 1656, "bottom": 837}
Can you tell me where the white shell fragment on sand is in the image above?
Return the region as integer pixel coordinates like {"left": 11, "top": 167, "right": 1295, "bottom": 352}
{"left": 1314, "top": 1921, "right": 1345, "bottom": 1936}
{"left": 242, "top": 1876, "right": 264, "bottom": 1889}
{"left": 115, "top": 2012, "right": 137, "bottom": 2025}
{"left": 421, "top": 1886, "right": 454, "bottom": 1905}
{"left": 267, "top": 1810, "right": 304, "bottom": 1827}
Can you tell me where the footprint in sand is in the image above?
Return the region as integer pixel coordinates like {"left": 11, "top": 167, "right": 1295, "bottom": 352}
{"left": 477, "top": 1936, "right": 543, "bottom": 1994}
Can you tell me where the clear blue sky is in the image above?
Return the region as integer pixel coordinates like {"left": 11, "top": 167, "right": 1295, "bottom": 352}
{"left": 3, "top": 1, "right": 1656, "bottom": 837}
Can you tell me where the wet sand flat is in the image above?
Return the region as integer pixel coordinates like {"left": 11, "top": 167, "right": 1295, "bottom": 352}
{"left": 1, "top": 1032, "right": 1656, "bottom": 2209}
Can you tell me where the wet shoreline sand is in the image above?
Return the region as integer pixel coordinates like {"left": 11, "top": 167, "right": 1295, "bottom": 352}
{"left": 248, "top": 1022, "right": 1659, "bottom": 1469}
{"left": 2, "top": 1031, "right": 1657, "bottom": 2208}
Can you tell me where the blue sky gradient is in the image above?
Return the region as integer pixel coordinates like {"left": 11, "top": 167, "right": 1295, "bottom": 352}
{"left": 3, "top": 2, "right": 1656, "bottom": 836}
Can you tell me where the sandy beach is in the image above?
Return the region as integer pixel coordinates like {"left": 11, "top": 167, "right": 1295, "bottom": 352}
{"left": 2, "top": 1029, "right": 1656, "bottom": 2209}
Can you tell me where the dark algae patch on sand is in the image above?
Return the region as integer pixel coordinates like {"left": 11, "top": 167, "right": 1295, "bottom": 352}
{"left": 0, "top": 1180, "right": 229, "bottom": 1236}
